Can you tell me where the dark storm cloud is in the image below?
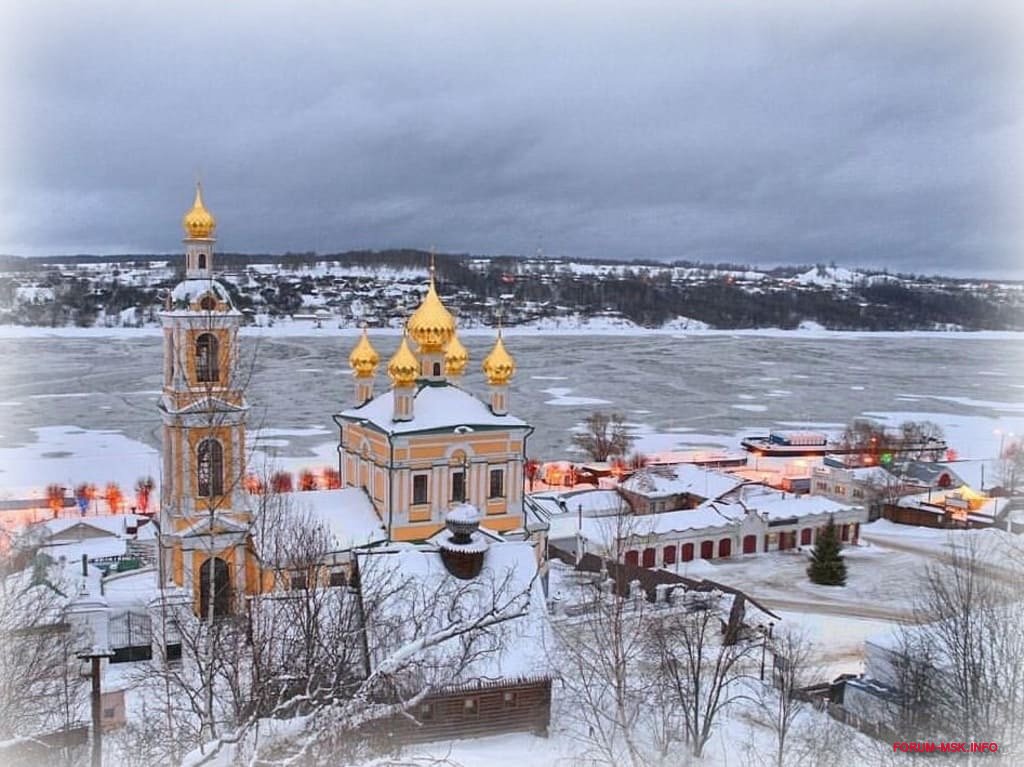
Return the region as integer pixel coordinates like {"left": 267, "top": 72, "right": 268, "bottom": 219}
{"left": 1, "top": 0, "right": 1021, "bottom": 275}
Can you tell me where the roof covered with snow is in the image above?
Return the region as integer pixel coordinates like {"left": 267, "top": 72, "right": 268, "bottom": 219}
{"left": 527, "top": 488, "right": 625, "bottom": 518}
{"left": 356, "top": 540, "right": 551, "bottom": 686}
{"left": 937, "top": 459, "right": 999, "bottom": 492}
{"left": 35, "top": 514, "right": 148, "bottom": 541}
{"left": 268, "top": 488, "right": 387, "bottom": 556}
{"left": 40, "top": 536, "right": 130, "bottom": 562}
{"left": 893, "top": 460, "right": 966, "bottom": 488}
{"left": 620, "top": 465, "right": 744, "bottom": 501}
{"left": 338, "top": 382, "right": 528, "bottom": 435}
{"left": 896, "top": 490, "right": 1008, "bottom": 520}
{"left": 725, "top": 485, "right": 860, "bottom": 520}
{"left": 170, "top": 279, "right": 232, "bottom": 304}
{"left": 103, "top": 566, "right": 160, "bottom": 609}
{"left": 546, "top": 503, "right": 746, "bottom": 545}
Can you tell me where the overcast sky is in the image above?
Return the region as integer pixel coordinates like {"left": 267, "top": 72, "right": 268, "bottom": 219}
{"left": 2, "top": 1, "right": 1021, "bottom": 276}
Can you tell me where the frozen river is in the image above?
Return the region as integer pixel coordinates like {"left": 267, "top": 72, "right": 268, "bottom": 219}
{"left": 0, "top": 331, "right": 1022, "bottom": 489}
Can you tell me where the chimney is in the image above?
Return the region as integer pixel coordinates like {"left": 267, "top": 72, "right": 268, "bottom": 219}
{"left": 438, "top": 504, "right": 487, "bottom": 579}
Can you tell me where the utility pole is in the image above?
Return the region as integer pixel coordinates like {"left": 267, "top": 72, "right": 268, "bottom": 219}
{"left": 76, "top": 653, "right": 111, "bottom": 767}
{"left": 70, "top": 555, "right": 113, "bottom": 767}
{"left": 760, "top": 621, "right": 775, "bottom": 682}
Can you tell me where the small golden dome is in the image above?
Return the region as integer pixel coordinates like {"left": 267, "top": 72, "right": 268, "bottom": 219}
{"left": 182, "top": 184, "right": 216, "bottom": 239}
{"left": 388, "top": 335, "right": 419, "bottom": 387}
{"left": 444, "top": 333, "right": 469, "bottom": 377}
{"left": 348, "top": 328, "right": 380, "bottom": 378}
{"left": 407, "top": 274, "right": 456, "bottom": 353}
{"left": 482, "top": 332, "right": 515, "bottom": 385}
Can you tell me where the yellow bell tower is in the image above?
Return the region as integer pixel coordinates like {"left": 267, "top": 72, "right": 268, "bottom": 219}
{"left": 158, "top": 185, "right": 260, "bottom": 616}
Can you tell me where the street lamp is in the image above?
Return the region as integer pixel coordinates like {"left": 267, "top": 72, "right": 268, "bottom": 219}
{"left": 760, "top": 621, "right": 775, "bottom": 682}
{"left": 67, "top": 559, "right": 113, "bottom": 767}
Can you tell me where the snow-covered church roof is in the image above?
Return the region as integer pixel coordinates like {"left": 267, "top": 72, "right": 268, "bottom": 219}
{"left": 337, "top": 382, "right": 528, "bottom": 435}
{"left": 170, "top": 278, "right": 233, "bottom": 304}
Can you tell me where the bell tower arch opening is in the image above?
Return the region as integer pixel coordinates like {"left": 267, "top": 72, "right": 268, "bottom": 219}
{"left": 199, "top": 557, "right": 232, "bottom": 618}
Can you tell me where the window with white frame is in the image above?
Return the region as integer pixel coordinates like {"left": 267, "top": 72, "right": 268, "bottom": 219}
{"left": 488, "top": 468, "right": 504, "bottom": 499}
{"left": 413, "top": 474, "right": 429, "bottom": 505}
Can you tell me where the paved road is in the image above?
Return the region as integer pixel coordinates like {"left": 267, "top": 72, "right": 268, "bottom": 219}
{"left": 756, "top": 595, "right": 915, "bottom": 623}
{"left": 859, "top": 530, "right": 1022, "bottom": 585}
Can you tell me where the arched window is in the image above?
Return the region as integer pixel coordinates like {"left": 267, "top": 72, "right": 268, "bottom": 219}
{"left": 433, "top": 362, "right": 441, "bottom": 376}
{"left": 197, "top": 439, "right": 224, "bottom": 498}
{"left": 197, "top": 253, "right": 207, "bottom": 270}
{"left": 199, "top": 557, "right": 231, "bottom": 618}
{"left": 663, "top": 545, "right": 677, "bottom": 565}
{"left": 642, "top": 548, "right": 656, "bottom": 568}
{"left": 451, "top": 470, "right": 466, "bottom": 502}
{"left": 681, "top": 543, "right": 694, "bottom": 562}
{"left": 195, "top": 333, "right": 220, "bottom": 383}
{"left": 199, "top": 294, "right": 216, "bottom": 311}
{"left": 718, "top": 538, "right": 732, "bottom": 558}
{"left": 624, "top": 550, "right": 639, "bottom": 567}
{"left": 700, "top": 540, "right": 714, "bottom": 560}
{"left": 743, "top": 535, "right": 757, "bottom": 554}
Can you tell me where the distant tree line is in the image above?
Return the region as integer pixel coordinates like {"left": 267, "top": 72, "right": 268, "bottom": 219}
{"left": 1, "top": 251, "right": 1022, "bottom": 331}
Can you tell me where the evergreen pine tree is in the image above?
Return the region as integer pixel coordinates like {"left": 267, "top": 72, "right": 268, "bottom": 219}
{"left": 806, "top": 514, "right": 847, "bottom": 586}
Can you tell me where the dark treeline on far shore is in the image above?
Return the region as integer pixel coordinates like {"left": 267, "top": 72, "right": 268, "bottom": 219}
{"left": 1, "top": 250, "right": 1021, "bottom": 331}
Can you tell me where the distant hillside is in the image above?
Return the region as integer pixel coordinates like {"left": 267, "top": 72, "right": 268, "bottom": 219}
{"left": 1, "top": 251, "right": 1021, "bottom": 331}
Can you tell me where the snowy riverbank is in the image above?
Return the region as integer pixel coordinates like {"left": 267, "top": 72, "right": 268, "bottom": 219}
{"left": 2, "top": 320, "right": 1024, "bottom": 340}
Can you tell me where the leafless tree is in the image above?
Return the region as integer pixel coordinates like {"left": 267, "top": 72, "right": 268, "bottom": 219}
{"left": 863, "top": 470, "right": 906, "bottom": 520}
{"left": 573, "top": 412, "right": 635, "bottom": 462}
{"left": 895, "top": 537, "right": 1024, "bottom": 761}
{"left": 649, "top": 605, "right": 759, "bottom": 759}
{"left": 139, "top": 484, "right": 539, "bottom": 766}
{"left": 555, "top": 578, "right": 656, "bottom": 767}
{"left": 552, "top": 509, "right": 661, "bottom": 767}
{"left": 997, "top": 437, "right": 1023, "bottom": 494}
{"left": 840, "top": 418, "right": 945, "bottom": 463}
{"left": 0, "top": 556, "right": 87, "bottom": 762}
{"left": 897, "top": 420, "right": 945, "bottom": 461}
{"left": 749, "top": 627, "right": 818, "bottom": 767}
{"left": 786, "top": 714, "right": 870, "bottom": 767}
{"left": 189, "top": 560, "right": 535, "bottom": 766}
{"left": 888, "top": 630, "right": 940, "bottom": 740}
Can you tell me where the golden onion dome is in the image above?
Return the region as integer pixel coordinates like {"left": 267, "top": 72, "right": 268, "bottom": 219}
{"left": 182, "top": 184, "right": 216, "bottom": 239}
{"left": 387, "top": 335, "right": 419, "bottom": 387}
{"left": 482, "top": 332, "right": 515, "bottom": 385}
{"left": 348, "top": 328, "right": 380, "bottom": 378}
{"left": 444, "top": 333, "right": 469, "bottom": 377}
{"left": 406, "top": 275, "right": 456, "bottom": 353}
